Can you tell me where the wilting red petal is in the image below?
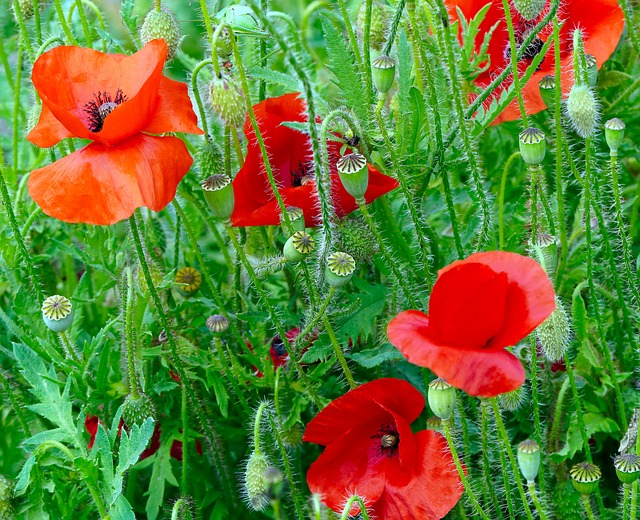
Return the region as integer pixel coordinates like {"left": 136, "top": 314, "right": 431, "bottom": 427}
{"left": 388, "top": 310, "right": 526, "bottom": 397}
{"left": 31, "top": 40, "right": 167, "bottom": 145}
{"left": 28, "top": 134, "right": 192, "bottom": 225}
{"left": 374, "top": 430, "right": 463, "bottom": 520}
{"left": 306, "top": 422, "right": 390, "bottom": 513}
{"left": 142, "top": 76, "right": 204, "bottom": 136}
{"left": 27, "top": 103, "right": 75, "bottom": 148}
{"left": 303, "top": 379, "right": 424, "bottom": 446}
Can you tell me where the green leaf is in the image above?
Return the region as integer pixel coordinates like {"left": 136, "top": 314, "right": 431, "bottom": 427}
{"left": 15, "top": 456, "right": 37, "bottom": 495}
{"left": 145, "top": 442, "right": 178, "bottom": 520}
{"left": 347, "top": 342, "right": 405, "bottom": 368}
{"left": 336, "top": 277, "right": 387, "bottom": 340}
{"left": 207, "top": 370, "right": 230, "bottom": 417}
{"left": 119, "top": 0, "right": 137, "bottom": 35}
{"left": 300, "top": 333, "right": 334, "bottom": 363}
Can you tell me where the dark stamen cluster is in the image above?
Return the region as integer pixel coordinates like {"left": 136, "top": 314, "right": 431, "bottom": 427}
{"left": 84, "top": 89, "right": 127, "bottom": 132}
{"left": 372, "top": 423, "right": 400, "bottom": 457}
{"left": 290, "top": 161, "right": 313, "bottom": 187}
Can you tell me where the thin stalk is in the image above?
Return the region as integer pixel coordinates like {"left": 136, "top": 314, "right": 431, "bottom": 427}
{"left": 581, "top": 495, "right": 597, "bottom": 520}
{"left": 11, "top": 48, "right": 23, "bottom": 180}
{"left": 623, "top": 483, "right": 631, "bottom": 520}
{"left": 0, "top": 370, "right": 31, "bottom": 437}
{"left": 480, "top": 401, "right": 504, "bottom": 519}
{"left": 124, "top": 268, "right": 140, "bottom": 398}
{"left": 362, "top": 0, "right": 373, "bottom": 105}
{"left": 498, "top": 152, "right": 521, "bottom": 249}
{"left": 294, "top": 287, "right": 336, "bottom": 352}
{"left": 213, "top": 336, "right": 252, "bottom": 415}
{"left": 52, "top": 0, "right": 79, "bottom": 45}
{"left": 11, "top": 1, "right": 36, "bottom": 62}
{"left": 59, "top": 331, "right": 80, "bottom": 364}
{"left": 335, "top": 0, "right": 364, "bottom": 74}
{"left": 181, "top": 381, "right": 188, "bottom": 495}
{"left": 32, "top": 0, "right": 42, "bottom": 46}
{"left": 190, "top": 58, "right": 212, "bottom": 137}
{"left": 72, "top": 0, "right": 93, "bottom": 48}
{"left": 549, "top": 375, "right": 570, "bottom": 452}
{"left": 527, "top": 482, "right": 548, "bottom": 520}
{"left": 322, "top": 314, "right": 356, "bottom": 389}
{"left": 500, "top": 0, "right": 529, "bottom": 125}
{"left": 382, "top": 0, "right": 405, "bottom": 56}
{"left": 198, "top": 0, "right": 215, "bottom": 45}
{"left": 339, "top": 496, "right": 371, "bottom": 520}
{"left": 528, "top": 335, "right": 545, "bottom": 491}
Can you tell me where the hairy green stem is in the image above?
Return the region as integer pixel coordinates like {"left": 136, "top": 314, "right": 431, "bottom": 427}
{"left": 527, "top": 482, "right": 548, "bottom": 520}
{"left": 339, "top": 496, "right": 371, "bottom": 520}
{"left": 500, "top": 0, "right": 529, "bottom": 125}
{"left": 498, "top": 152, "right": 521, "bottom": 249}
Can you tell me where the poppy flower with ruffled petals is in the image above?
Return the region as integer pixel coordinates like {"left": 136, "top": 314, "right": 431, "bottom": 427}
{"left": 231, "top": 93, "right": 398, "bottom": 227}
{"left": 304, "top": 378, "right": 462, "bottom": 519}
{"left": 388, "top": 252, "right": 556, "bottom": 397}
{"left": 446, "top": 0, "right": 624, "bottom": 123}
{"left": 27, "top": 39, "right": 203, "bottom": 225}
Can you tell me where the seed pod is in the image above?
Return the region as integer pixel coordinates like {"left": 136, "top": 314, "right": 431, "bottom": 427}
{"left": 325, "top": 252, "right": 356, "bottom": 288}
{"left": 206, "top": 314, "right": 230, "bottom": 334}
{"left": 566, "top": 84, "right": 598, "bottom": 138}
{"left": 283, "top": 231, "right": 315, "bottom": 262}
{"left": 42, "top": 295, "right": 73, "bottom": 332}
{"left": 570, "top": 462, "right": 601, "bottom": 495}
{"left": 538, "top": 75, "right": 556, "bottom": 109}
{"left": 614, "top": 454, "right": 640, "bottom": 484}
{"left": 372, "top": 55, "right": 396, "bottom": 94}
{"left": 519, "top": 127, "right": 546, "bottom": 166}
{"left": 428, "top": 378, "right": 456, "bottom": 421}
{"left": 336, "top": 153, "right": 369, "bottom": 201}
{"left": 202, "top": 174, "right": 235, "bottom": 221}
{"left": 122, "top": 392, "right": 156, "bottom": 428}
{"left": 512, "top": 0, "right": 546, "bottom": 20}
{"left": 244, "top": 452, "right": 270, "bottom": 511}
{"left": 209, "top": 75, "right": 246, "bottom": 128}
{"left": 140, "top": 6, "right": 182, "bottom": 61}
{"left": 536, "top": 297, "right": 570, "bottom": 362}
{"left": 498, "top": 385, "right": 527, "bottom": 411}
{"left": 175, "top": 267, "right": 202, "bottom": 296}
{"left": 517, "top": 439, "right": 541, "bottom": 483}
{"left": 604, "top": 118, "right": 625, "bottom": 153}
{"left": 280, "top": 206, "right": 305, "bottom": 236}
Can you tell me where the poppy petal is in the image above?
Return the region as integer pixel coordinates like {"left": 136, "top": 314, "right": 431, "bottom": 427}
{"left": 28, "top": 134, "right": 192, "bottom": 225}
{"left": 306, "top": 422, "right": 390, "bottom": 514}
{"left": 27, "top": 103, "right": 75, "bottom": 148}
{"left": 303, "top": 378, "right": 424, "bottom": 446}
{"left": 142, "top": 76, "right": 204, "bottom": 135}
{"left": 373, "top": 430, "right": 463, "bottom": 520}
{"left": 388, "top": 310, "right": 526, "bottom": 397}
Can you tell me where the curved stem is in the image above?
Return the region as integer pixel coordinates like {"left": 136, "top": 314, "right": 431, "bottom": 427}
{"left": 339, "top": 496, "right": 371, "bottom": 520}
{"left": 498, "top": 152, "right": 521, "bottom": 250}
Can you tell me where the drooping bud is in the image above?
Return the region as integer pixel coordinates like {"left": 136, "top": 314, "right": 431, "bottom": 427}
{"left": 42, "top": 295, "right": 73, "bottom": 332}
{"left": 538, "top": 75, "right": 556, "bottom": 109}
{"left": 536, "top": 297, "right": 570, "bottom": 362}
{"left": 171, "top": 497, "right": 194, "bottom": 520}
{"left": 244, "top": 452, "right": 270, "bottom": 511}
{"left": 209, "top": 75, "right": 246, "bottom": 128}
{"left": 519, "top": 127, "right": 546, "bottom": 166}
{"left": 334, "top": 216, "right": 378, "bottom": 262}
{"left": 140, "top": 6, "right": 181, "bottom": 61}
{"left": 196, "top": 138, "right": 224, "bottom": 179}
{"left": 202, "top": 174, "right": 235, "bottom": 221}
{"left": 585, "top": 54, "right": 598, "bottom": 87}
{"left": 280, "top": 206, "right": 305, "bottom": 237}
{"left": 122, "top": 392, "right": 157, "bottom": 428}
{"left": 206, "top": 314, "right": 230, "bottom": 334}
{"left": 336, "top": 153, "right": 369, "bottom": 201}
{"left": 512, "top": 0, "right": 546, "bottom": 21}
{"left": 427, "top": 378, "right": 456, "bottom": 421}
{"left": 517, "top": 439, "right": 541, "bottom": 483}
{"left": 372, "top": 55, "right": 396, "bottom": 94}
{"left": 283, "top": 231, "right": 315, "bottom": 262}
{"left": 566, "top": 85, "right": 598, "bottom": 138}
{"left": 614, "top": 454, "right": 640, "bottom": 484}
{"left": 12, "top": 0, "right": 35, "bottom": 22}
{"left": 325, "top": 252, "right": 356, "bottom": 288}
{"left": 604, "top": 118, "right": 625, "bottom": 153}
{"left": 0, "top": 474, "right": 14, "bottom": 520}
{"left": 570, "top": 462, "right": 601, "bottom": 495}
{"left": 498, "top": 385, "right": 527, "bottom": 411}
{"left": 175, "top": 267, "right": 202, "bottom": 296}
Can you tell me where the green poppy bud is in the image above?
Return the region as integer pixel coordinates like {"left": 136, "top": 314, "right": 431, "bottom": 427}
{"left": 357, "top": 1, "right": 391, "bottom": 51}
{"left": 512, "top": 0, "right": 545, "bottom": 20}
{"left": 570, "top": 462, "right": 601, "bottom": 495}
{"left": 519, "top": 127, "right": 546, "bottom": 166}
{"left": 202, "top": 174, "right": 235, "bottom": 221}
{"left": 538, "top": 75, "right": 556, "bottom": 109}
{"left": 0, "top": 474, "right": 14, "bottom": 519}
{"left": 517, "top": 439, "right": 541, "bottom": 483}
{"left": 196, "top": 138, "right": 224, "bottom": 178}
{"left": 325, "top": 252, "right": 356, "bottom": 288}
{"left": 604, "top": 118, "right": 625, "bottom": 153}
{"left": 334, "top": 216, "right": 378, "bottom": 262}
{"left": 209, "top": 76, "right": 246, "bottom": 128}
{"left": 213, "top": 26, "right": 234, "bottom": 58}
{"left": 427, "top": 378, "right": 456, "bottom": 421}
{"left": 206, "top": 314, "right": 230, "bottom": 334}
{"left": 372, "top": 55, "right": 396, "bottom": 94}
{"left": 42, "top": 295, "right": 73, "bottom": 332}
{"left": 566, "top": 84, "right": 598, "bottom": 138}
{"left": 283, "top": 231, "right": 315, "bottom": 262}
{"left": 336, "top": 153, "right": 369, "bottom": 201}
{"left": 122, "top": 392, "right": 156, "bottom": 428}
{"left": 536, "top": 297, "right": 570, "bottom": 362}
{"left": 175, "top": 267, "right": 202, "bottom": 296}
{"left": 13, "top": 0, "right": 35, "bottom": 22}
{"left": 614, "top": 454, "right": 640, "bottom": 484}
{"left": 171, "top": 497, "right": 194, "bottom": 520}
{"left": 140, "top": 6, "right": 181, "bottom": 61}
{"left": 585, "top": 54, "right": 598, "bottom": 87}
{"left": 498, "top": 386, "right": 527, "bottom": 411}
{"left": 280, "top": 206, "right": 305, "bottom": 236}
{"left": 244, "top": 452, "right": 270, "bottom": 511}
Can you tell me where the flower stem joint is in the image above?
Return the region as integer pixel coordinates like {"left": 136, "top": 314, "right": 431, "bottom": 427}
{"left": 42, "top": 295, "right": 73, "bottom": 332}
{"left": 283, "top": 231, "right": 315, "bottom": 262}
{"left": 372, "top": 55, "right": 396, "bottom": 94}
{"left": 427, "top": 378, "right": 456, "bottom": 421}
{"left": 336, "top": 153, "right": 369, "bottom": 202}
{"left": 202, "top": 174, "right": 235, "bottom": 221}
{"left": 538, "top": 75, "right": 556, "bottom": 109}
{"left": 517, "top": 439, "right": 541, "bottom": 483}
{"left": 570, "top": 462, "right": 601, "bottom": 495}
{"left": 519, "top": 127, "right": 546, "bottom": 166}
{"left": 604, "top": 118, "right": 625, "bottom": 154}
{"left": 325, "top": 252, "right": 356, "bottom": 288}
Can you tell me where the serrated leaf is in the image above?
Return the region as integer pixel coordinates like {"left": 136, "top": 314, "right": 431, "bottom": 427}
{"left": 300, "top": 333, "right": 334, "bottom": 363}
{"left": 347, "top": 342, "right": 405, "bottom": 368}
{"left": 598, "top": 70, "right": 632, "bottom": 89}
{"left": 207, "top": 370, "right": 229, "bottom": 417}
{"left": 145, "top": 443, "right": 178, "bottom": 520}
{"left": 15, "top": 456, "right": 37, "bottom": 495}
{"left": 336, "top": 277, "right": 387, "bottom": 340}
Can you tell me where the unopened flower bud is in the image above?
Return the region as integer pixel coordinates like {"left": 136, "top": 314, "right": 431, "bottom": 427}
{"left": 13, "top": 0, "right": 35, "bottom": 21}
{"left": 209, "top": 76, "right": 246, "bottom": 128}
{"left": 280, "top": 206, "right": 305, "bottom": 236}
{"left": 0, "top": 474, "right": 14, "bottom": 519}
{"left": 357, "top": 1, "right": 391, "bottom": 51}
{"left": 604, "top": 118, "right": 625, "bottom": 153}
{"left": 244, "top": 452, "right": 270, "bottom": 511}
{"left": 213, "top": 26, "right": 234, "bottom": 58}
{"left": 372, "top": 55, "right": 396, "bottom": 94}
{"left": 140, "top": 6, "right": 181, "bottom": 61}
{"left": 585, "top": 54, "right": 598, "bottom": 87}
{"left": 536, "top": 297, "right": 569, "bottom": 362}
{"left": 202, "top": 174, "right": 235, "bottom": 221}
{"left": 539, "top": 75, "right": 556, "bottom": 109}
{"left": 614, "top": 454, "right": 640, "bottom": 484}
{"left": 196, "top": 138, "right": 224, "bottom": 178}
{"left": 42, "top": 295, "right": 73, "bottom": 332}
{"left": 517, "top": 439, "right": 541, "bottom": 482}
{"left": 519, "top": 127, "right": 546, "bottom": 166}
{"left": 283, "top": 231, "right": 315, "bottom": 262}
{"left": 122, "top": 392, "right": 156, "bottom": 428}
{"left": 570, "top": 462, "right": 601, "bottom": 495}
{"left": 428, "top": 378, "right": 456, "bottom": 421}
{"left": 336, "top": 153, "right": 369, "bottom": 201}
{"left": 325, "top": 252, "right": 356, "bottom": 288}
{"left": 206, "top": 314, "right": 230, "bottom": 334}
{"left": 175, "top": 267, "right": 202, "bottom": 296}
{"left": 566, "top": 85, "right": 598, "bottom": 138}
{"left": 335, "top": 217, "right": 378, "bottom": 262}
{"left": 499, "top": 386, "right": 527, "bottom": 411}
{"left": 512, "top": 0, "right": 546, "bottom": 20}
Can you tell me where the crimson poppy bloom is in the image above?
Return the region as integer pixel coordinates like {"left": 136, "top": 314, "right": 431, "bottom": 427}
{"left": 231, "top": 93, "right": 398, "bottom": 227}
{"left": 304, "top": 378, "right": 462, "bottom": 519}
{"left": 388, "top": 252, "right": 556, "bottom": 397}
{"left": 27, "top": 39, "right": 203, "bottom": 225}
{"left": 446, "top": 0, "right": 624, "bottom": 123}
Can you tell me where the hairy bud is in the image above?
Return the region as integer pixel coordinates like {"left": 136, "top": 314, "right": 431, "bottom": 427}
{"left": 536, "top": 297, "right": 570, "bottom": 362}
{"left": 140, "top": 6, "right": 181, "bottom": 61}
{"left": 566, "top": 84, "right": 598, "bottom": 138}
{"left": 209, "top": 75, "right": 246, "bottom": 128}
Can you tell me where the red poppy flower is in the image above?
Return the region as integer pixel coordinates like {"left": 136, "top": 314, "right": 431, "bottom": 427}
{"left": 231, "top": 93, "right": 398, "bottom": 227}
{"left": 446, "top": 0, "right": 624, "bottom": 123}
{"left": 304, "top": 378, "right": 462, "bottom": 519}
{"left": 388, "top": 252, "right": 556, "bottom": 397}
{"left": 27, "top": 39, "right": 203, "bottom": 225}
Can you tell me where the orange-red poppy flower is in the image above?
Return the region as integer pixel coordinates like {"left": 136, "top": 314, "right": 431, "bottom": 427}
{"left": 27, "top": 39, "right": 203, "bottom": 225}
{"left": 231, "top": 93, "right": 398, "bottom": 227}
{"left": 388, "top": 252, "right": 556, "bottom": 397}
{"left": 304, "top": 378, "right": 463, "bottom": 519}
{"left": 446, "top": 0, "right": 624, "bottom": 123}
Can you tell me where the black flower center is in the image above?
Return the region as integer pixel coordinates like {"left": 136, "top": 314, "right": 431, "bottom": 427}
{"left": 271, "top": 336, "right": 287, "bottom": 357}
{"left": 84, "top": 89, "right": 128, "bottom": 132}
{"left": 290, "top": 161, "right": 314, "bottom": 188}
{"left": 372, "top": 423, "right": 400, "bottom": 457}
